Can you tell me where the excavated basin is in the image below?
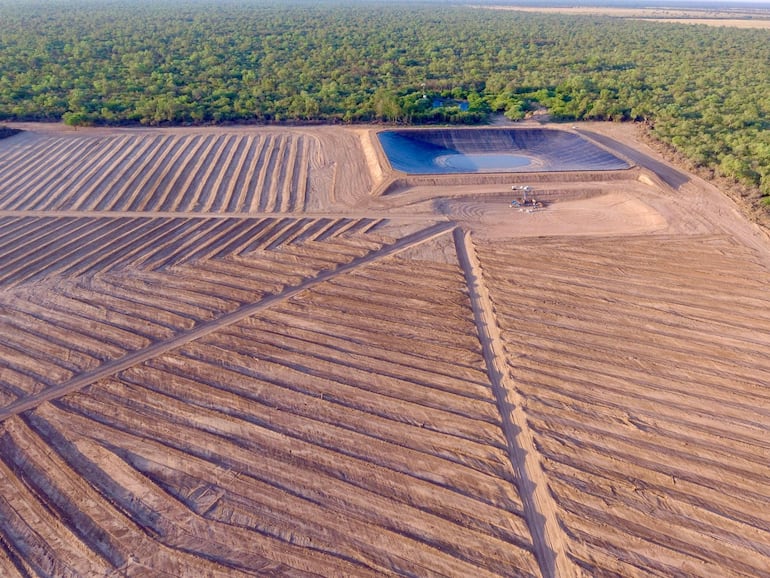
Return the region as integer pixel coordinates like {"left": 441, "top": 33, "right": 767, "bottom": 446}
{"left": 378, "top": 128, "right": 630, "bottom": 174}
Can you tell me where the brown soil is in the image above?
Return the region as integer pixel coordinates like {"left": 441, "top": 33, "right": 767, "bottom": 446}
{"left": 475, "top": 5, "right": 770, "bottom": 29}
{"left": 0, "top": 120, "right": 769, "bottom": 577}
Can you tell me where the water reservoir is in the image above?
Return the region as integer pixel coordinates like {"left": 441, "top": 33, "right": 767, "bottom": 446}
{"left": 378, "top": 128, "right": 630, "bottom": 174}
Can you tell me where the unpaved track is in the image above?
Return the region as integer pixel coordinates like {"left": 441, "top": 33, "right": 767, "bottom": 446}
{"left": 1, "top": 121, "right": 770, "bottom": 576}
{"left": 454, "top": 228, "right": 573, "bottom": 578}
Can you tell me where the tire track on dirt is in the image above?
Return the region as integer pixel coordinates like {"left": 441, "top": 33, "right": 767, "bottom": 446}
{"left": 454, "top": 227, "right": 574, "bottom": 578}
{"left": 0, "top": 222, "right": 455, "bottom": 422}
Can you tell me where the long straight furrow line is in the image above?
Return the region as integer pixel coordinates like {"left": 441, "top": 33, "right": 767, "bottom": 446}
{"left": 31, "top": 137, "right": 130, "bottom": 211}
{"left": 255, "top": 135, "right": 279, "bottom": 212}
{"left": 0, "top": 133, "right": 318, "bottom": 213}
{"left": 222, "top": 135, "right": 254, "bottom": 212}
{"left": 292, "top": 135, "right": 311, "bottom": 212}
{"left": 87, "top": 135, "right": 166, "bottom": 211}
{"left": 57, "top": 136, "right": 138, "bottom": 210}
{"left": 475, "top": 235, "right": 770, "bottom": 577}
{"left": 0, "top": 137, "right": 99, "bottom": 208}
{"left": 135, "top": 135, "right": 203, "bottom": 212}
{"left": 107, "top": 135, "right": 178, "bottom": 212}
{"left": 0, "top": 234, "right": 546, "bottom": 575}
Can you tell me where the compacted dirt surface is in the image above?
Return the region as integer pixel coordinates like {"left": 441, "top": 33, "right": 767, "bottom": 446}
{"left": 0, "top": 120, "right": 769, "bottom": 577}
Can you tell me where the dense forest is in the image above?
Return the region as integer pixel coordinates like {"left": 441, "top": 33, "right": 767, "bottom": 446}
{"left": 0, "top": 0, "right": 769, "bottom": 197}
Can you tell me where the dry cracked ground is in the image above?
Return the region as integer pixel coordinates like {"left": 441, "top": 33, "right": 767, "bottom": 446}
{"left": 0, "top": 122, "right": 769, "bottom": 577}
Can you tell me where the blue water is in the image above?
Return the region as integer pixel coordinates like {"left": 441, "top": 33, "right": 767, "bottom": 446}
{"left": 436, "top": 153, "right": 532, "bottom": 171}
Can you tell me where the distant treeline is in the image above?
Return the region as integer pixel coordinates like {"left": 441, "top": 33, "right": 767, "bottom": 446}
{"left": 0, "top": 1, "right": 768, "bottom": 197}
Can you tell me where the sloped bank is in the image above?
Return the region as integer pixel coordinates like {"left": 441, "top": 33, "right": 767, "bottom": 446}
{"left": 378, "top": 127, "right": 631, "bottom": 175}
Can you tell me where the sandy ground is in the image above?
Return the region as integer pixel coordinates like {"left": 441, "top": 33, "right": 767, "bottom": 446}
{"left": 473, "top": 5, "right": 770, "bottom": 28}
{"left": 0, "top": 120, "right": 769, "bottom": 577}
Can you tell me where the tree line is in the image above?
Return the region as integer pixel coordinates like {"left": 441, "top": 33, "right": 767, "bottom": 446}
{"left": 0, "top": 0, "right": 768, "bottom": 197}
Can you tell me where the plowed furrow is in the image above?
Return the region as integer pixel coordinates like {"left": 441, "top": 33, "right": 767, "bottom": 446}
{"left": 186, "top": 257, "right": 285, "bottom": 295}
{"left": 191, "top": 134, "right": 236, "bottom": 212}
{"left": 529, "top": 404, "right": 770, "bottom": 492}
{"left": 482, "top": 264, "right": 770, "bottom": 325}
{"left": 290, "top": 288, "right": 479, "bottom": 337}
{"left": 42, "top": 138, "right": 129, "bottom": 211}
{"left": 250, "top": 134, "right": 276, "bottom": 212}
{"left": 149, "top": 268, "right": 262, "bottom": 304}
{"left": 0, "top": 423, "right": 111, "bottom": 577}
{"left": 137, "top": 219, "right": 227, "bottom": 270}
{"left": 0, "top": 306, "right": 124, "bottom": 361}
{"left": 239, "top": 135, "right": 269, "bottom": 213}
{"left": 0, "top": 137, "right": 68, "bottom": 188}
{"left": 295, "top": 218, "right": 337, "bottom": 243}
{"left": 88, "top": 136, "right": 165, "bottom": 211}
{"left": 109, "top": 135, "right": 175, "bottom": 211}
{"left": 500, "top": 315, "right": 769, "bottom": 386}
{"left": 174, "top": 219, "right": 259, "bottom": 264}
{"left": 92, "top": 274, "right": 221, "bottom": 321}
{"left": 0, "top": 342, "right": 72, "bottom": 385}
{"left": 290, "top": 234, "right": 383, "bottom": 257}
{"left": 86, "top": 275, "right": 207, "bottom": 328}
{"left": 123, "top": 362, "right": 511, "bottom": 484}
{"left": 0, "top": 217, "right": 88, "bottom": 273}
{"left": 134, "top": 136, "right": 205, "bottom": 211}
{"left": 3, "top": 218, "right": 144, "bottom": 286}
{"left": 60, "top": 218, "right": 191, "bottom": 277}
{"left": 513, "top": 339, "right": 770, "bottom": 426}
{"left": 28, "top": 405, "right": 265, "bottom": 578}
{"left": 0, "top": 216, "right": 38, "bottom": 245}
{"left": 135, "top": 136, "right": 198, "bottom": 212}
{"left": 169, "top": 135, "right": 220, "bottom": 212}
{"left": 280, "top": 135, "right": 298, "bottom": 212}
{"left": 21, "top": 138, "right": 105, "bottom": 210}
{"left": 489, "top": 281, "right": 770, "bottom": 347}
{"left": 170, "top": 346, "right": 506, "bottom": 448}
{"left": 41, "top": 405, "right": 323, "bottom": 577}
{"left": 221, "top": 136, "right": 255, "bottom": 213}
{"left": 188, "top": 332, "right": 501, "bottom": 425}
{"left": 263, "top": 305, "right": 486, "bottom": 371}
{"left": 265, "top": 219, "right": 318, "bottom": 251}
{"left": 127, "top": 270, "right": 247, "bottom": 309}
{"left": 2, "top": 416, "right": 134, "bottom": 568}
{"left": 26, "top": 284, "right": 172, "bottom": 342}
{"left": 206, "top": 135, "right": 244, "bottom": 212}
{"left": 101, "top": 376, "right": 524, "bottom": 520}
{"left": 0, "top": 320, "right": 99, "bottom": 374}
{"left": 58, "top": 388, "right": 534, "bottom": 577}
{"left": 260, "top": 135, "right": 285, "bottom": 212}
{"left": 532, "top": 426, "right": 770, "bottom": 529}
{"left": 7, "top": 139, "right": 101, "bottom": 210}
{"left": 554, "top": 488, "right": 766, "bottom": 578}
{"left": 227, "top": 317, "right": 492, "bottom": 399}
{"left": 498, "top": 303, "right": 770, "bottom": 370}
{"left": 548, "top": 460, "right": 770, "bottom": 567}
{"left": 203, "top": 218, "right": 275, "bottom": 259}
{"left": 279, "top": 298, "right": 480, "bottom": 350}
{"left": 62, "top": 136, "right": 136, "bottom": 210}
{"left": 290, "top": 135, "right": 310, "bottom": 212}
{"left": 518, "top": 367, "right": 770, "bottom": 457}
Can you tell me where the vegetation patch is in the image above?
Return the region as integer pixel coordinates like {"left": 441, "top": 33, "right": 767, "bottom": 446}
{"left": 0, "top": 1, "right": 767, "bottom": 198}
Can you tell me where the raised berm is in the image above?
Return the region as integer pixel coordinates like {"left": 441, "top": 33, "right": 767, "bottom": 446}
{"left": 378, "top": 127, "right": 630, "bottom": 174}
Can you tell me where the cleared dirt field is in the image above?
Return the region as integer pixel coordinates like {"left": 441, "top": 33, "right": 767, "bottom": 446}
{"left": 476, "top": 5, "right": 770, "bottom": 29}
{"left": 0, "top": 120, "right": 769, "bottom": 577}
